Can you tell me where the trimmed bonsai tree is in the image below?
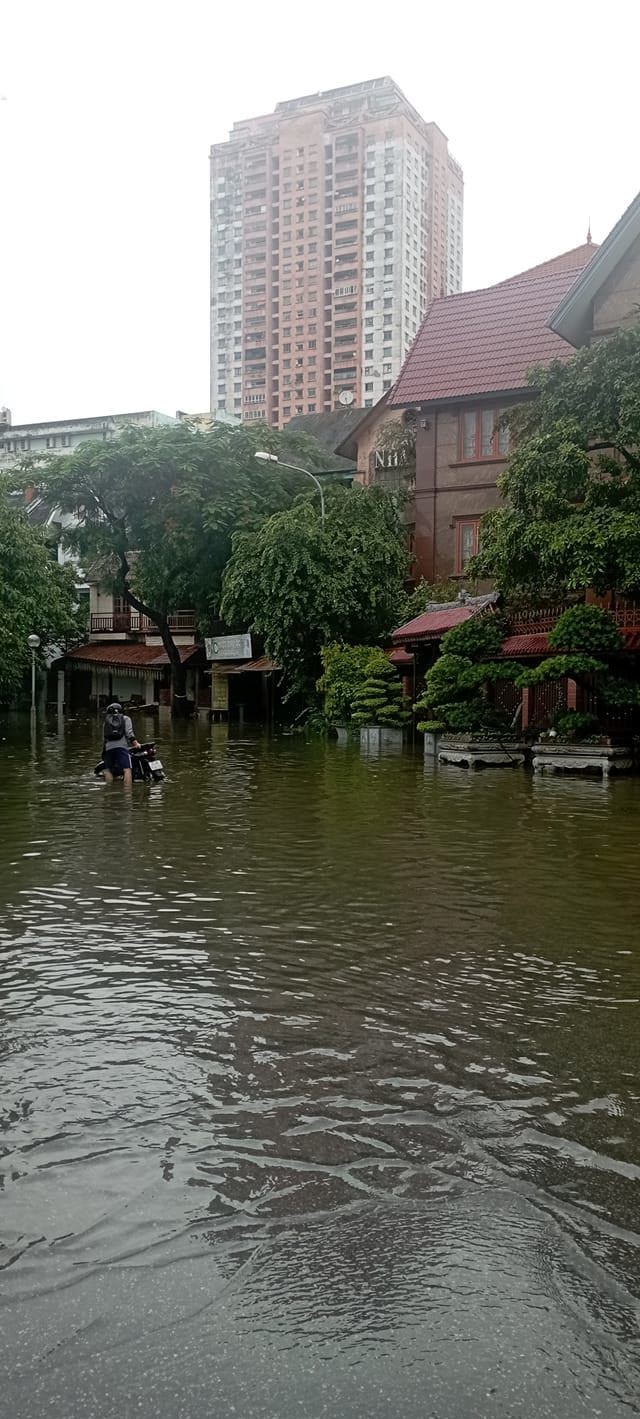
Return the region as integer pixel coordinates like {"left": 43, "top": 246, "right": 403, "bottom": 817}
{"left": 415, "top": 614, "right": 519, "bottom": 736}
{"left": 317, "top": 643, "right": 380, "bottom": 731}
{"left": 351, "top": 649, "right": 411, "bottom": 729}
{"left": 515, "top": 605, "right": 638, "bottom": 740}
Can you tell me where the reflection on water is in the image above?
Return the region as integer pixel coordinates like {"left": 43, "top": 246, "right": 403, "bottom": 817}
{"left": 1, "top": 716, "right": 640, "bottom": 1418}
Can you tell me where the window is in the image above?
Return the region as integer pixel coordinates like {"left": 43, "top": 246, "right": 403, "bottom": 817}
{"left": 460, "top": 407, "right": 510, "bottom": 461}
{"left": 456, "top": 519, "right": 480, "bottom": 572}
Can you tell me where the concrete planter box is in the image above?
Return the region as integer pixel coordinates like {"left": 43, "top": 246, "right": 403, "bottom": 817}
{"left": 438, "top": 737, "right": 526, "bottom": 769}
{"left": 334, "top": 727, "right": 350, "bottom": 746}
{"left": 360, "top": 723, "right": 404, "bottom": 754}
{"left": 532, "top": 741, "right": 633, "bottom": 777}
{"left": 423, "top": 730, "right": 442, "bottom": 760}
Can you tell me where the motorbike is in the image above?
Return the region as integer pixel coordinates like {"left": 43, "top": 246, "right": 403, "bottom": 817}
{"left": 94, "top": 742, "right": 165, "bottom": 783}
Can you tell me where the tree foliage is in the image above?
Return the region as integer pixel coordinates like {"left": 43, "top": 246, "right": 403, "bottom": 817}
{"left": 24, "top": 421, "right": 337, "bottom": 700}
{"left": 350, "top": 650, "right": 411, "bottom": 729}
{"left": 440, "top": 613, "right": 505, "bottom": 660}
{"left": 221, "top": 484, "right": 409, "bottom": 701}
{"left": 547, "top": 603, "right": 623, "bottom": 654}
{"left": 0, "top": 487, "right": 81, "bottom": 703}
{"left": 472, "top": 325, "right": 640, "bottom": 596}
{"left": 414, "top": 631, "right": 518, "bottom": 736}
{"left": 317, "top": 643, "right": 377, "bottom": 728}
{"left": 397, "top": 577, "right": 459, "bottom": 624}
{"left": 516, "top": 654, "right": 607, "bottom": 688}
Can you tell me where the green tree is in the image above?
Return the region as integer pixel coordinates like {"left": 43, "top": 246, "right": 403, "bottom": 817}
{"left": 317, "top": 643, "right": 377, "bottom": 729}
{"left": 397, "top": 576, "right": 459, "bottom": 625}
{"left": 414, "top": 615, "right": 517, "bottom": 735}
{"left": 514, "top": 606, "right": 637, "bottom": 736}
{"left": 0, "top": 487, "right": 81, "bottom": 703}
{"left": 472, "top": 325, "right": 640, "bottom": 596}
{"left": 221, "top": 484, "right": 409, "bottom": 702}
{"left": 351, "top": 649, "right": 411, "bottom": 729}
{"left": 25, "top": 421, "right": 336, "bottom": 706}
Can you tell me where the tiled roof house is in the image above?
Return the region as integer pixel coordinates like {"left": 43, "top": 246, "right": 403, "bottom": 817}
{"left": 343, "top": 243, "right": 598, "bottom": 585}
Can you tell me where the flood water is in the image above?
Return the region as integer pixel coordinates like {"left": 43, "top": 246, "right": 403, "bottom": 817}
{"left": 2, "top": 716, "right": 640, "bottom": 1419}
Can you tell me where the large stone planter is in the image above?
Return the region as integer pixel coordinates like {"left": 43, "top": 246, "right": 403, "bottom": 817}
{"left": 438, "top": 737, "right": 526, "bottom": 769}
{"left": 360, "top": 723, "right": 404, "bottom": 754}
{"left": 532, "top": 741, "right": 633, "bottom": 777}
{"left": 334, "top": 726, "right": 350, "bottom": 746}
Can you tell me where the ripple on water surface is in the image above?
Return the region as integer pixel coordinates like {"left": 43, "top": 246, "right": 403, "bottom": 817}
{"left": 1, "top": 720, "right": 640, "bottom": 1417}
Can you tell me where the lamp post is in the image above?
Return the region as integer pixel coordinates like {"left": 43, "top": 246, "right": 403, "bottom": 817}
{"left": 27, "top": 634, "right": 40, "bottom": 716}
{"left": 255, "top": 450, "right": 325, "bottom": 525}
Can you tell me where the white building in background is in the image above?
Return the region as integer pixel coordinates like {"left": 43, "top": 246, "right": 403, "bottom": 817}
{"left": 210, "top": 77, "right": 464, "bottom": 426}
{"left": 0, "top": 408, "right": 176, "bottom": 467}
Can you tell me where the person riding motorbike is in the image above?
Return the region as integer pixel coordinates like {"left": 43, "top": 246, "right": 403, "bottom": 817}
{"left": 102, "top": 702, "right": 140, "bottom": 786}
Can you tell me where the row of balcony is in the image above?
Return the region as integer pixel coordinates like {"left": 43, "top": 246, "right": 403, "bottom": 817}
{"left": 90, "top": 612, "right": 197, "bottom": 635}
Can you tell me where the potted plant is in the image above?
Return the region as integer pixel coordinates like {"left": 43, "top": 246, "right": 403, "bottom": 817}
{"left": 517, "top": 606, "right": 637, "bottom": 776}
{"left": 351, "top": 649, "right": 411, "bottom": 751}
{"left": 414, "top": 615, "right": 525, "bottom": 768}
{"left": 317, "top": 643, "right": 379, "bottom": 742}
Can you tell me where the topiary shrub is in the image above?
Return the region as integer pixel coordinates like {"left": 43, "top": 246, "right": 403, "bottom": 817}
{"left": 516, "top": 654, "right": 606, "bottom": 688}
{"left": 600, "top": 675, "right": 640, "bottom": 707}
{"left": 548, "top": 604, "right": 623, "bottom": 654}
{"left": 441, "top": 614, "right": 505, "bottom": 660}
{"left": 415, "top": 651, "right": 519, "bottom": 735}
{"left": 351, "top": 650, "right": 411, "bottom": 729}
{"left": 318, "top": 643, "right": 377, "bottom": 728}
{"left": 554, "top": 710, "right": 599, "bottom": 741}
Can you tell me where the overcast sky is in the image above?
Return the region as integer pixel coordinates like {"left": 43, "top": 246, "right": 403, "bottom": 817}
{"left": 1, "top": 0, "right": 638, "bottom": 424}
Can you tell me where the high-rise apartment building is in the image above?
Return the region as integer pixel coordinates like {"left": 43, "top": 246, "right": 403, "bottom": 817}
{"left": 210, "top": 77, "right": 463, "bottom": 426}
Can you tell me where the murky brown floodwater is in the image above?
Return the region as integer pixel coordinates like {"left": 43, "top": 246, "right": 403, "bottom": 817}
{"left": 1, "top": 715, "right": 640, "bottom": 1418}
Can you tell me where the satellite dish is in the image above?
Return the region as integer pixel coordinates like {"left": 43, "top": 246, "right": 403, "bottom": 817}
{"left": 338, "top": 389, "right": 354, "bottom": 406}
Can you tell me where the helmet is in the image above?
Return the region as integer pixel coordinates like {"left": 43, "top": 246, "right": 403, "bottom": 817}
{"left": 106, "top": 702, "right": 123, "bottom": 713}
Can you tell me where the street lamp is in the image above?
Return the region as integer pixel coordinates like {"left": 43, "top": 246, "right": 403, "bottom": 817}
{"left": 27, "top": 634, "right": 40, "bottom": 716}
{"left": 255, "top": 450, "right": 325, "bottom": 525}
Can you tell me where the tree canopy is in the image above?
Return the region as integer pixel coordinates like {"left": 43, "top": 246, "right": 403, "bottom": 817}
{"left": 0, "top": 487, "right": 81, "bottom": 703}
{"left": 221, "top": 484, "right": 409, "bottom": 700}
{"left": 26, "top": 420, "right": 340, "bottom": 699}
{"left": 472, "top": 325, "right": 640, "bottom": 596}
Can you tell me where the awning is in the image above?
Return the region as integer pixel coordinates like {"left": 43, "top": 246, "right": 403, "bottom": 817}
{"left": 66, "top": 642, "right": 202, "bottom": 670}
{"left": 212, "top": 656, "right": 280, "bottom": 676}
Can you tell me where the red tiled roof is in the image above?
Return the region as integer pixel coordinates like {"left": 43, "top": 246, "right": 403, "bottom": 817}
{"left": 387, "top": 647, "right": 414, "bottom": 667}
{"left": 67, "top": 643, "right": 161, "bottom": 667}
{"left": 214, "top": 656, "right": 280, "bottom": 675}
{"left": 392, "top": 605, "right": 474, "bottom": 644}
{"left": 501, "top": 627, "right": 640, "bottom": 657}
{"left": 149, "top": 645, "right": 201, "bottom": 666}
{"left": 496, "top": 243, "right": 597, "bottom": 284}
{"left": 237, "top": 656, "right": 279, "bottom": 673}
{"left": 390, "top": 248, "right": 596, "bottom": 407}
{"left": 501, "top": 633, "right": 551, "bottom": 658}
{"left": 67, "top": 642, "right": 200, "bottom": 668}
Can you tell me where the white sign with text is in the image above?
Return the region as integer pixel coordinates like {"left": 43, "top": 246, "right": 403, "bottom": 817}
{"left": 205, "top": 634, "right": 253, "bottom": 661}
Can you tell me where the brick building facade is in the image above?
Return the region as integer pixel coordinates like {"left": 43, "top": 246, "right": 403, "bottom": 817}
{"left": 341, "top": 244, "right": 598, "bottom": 583}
